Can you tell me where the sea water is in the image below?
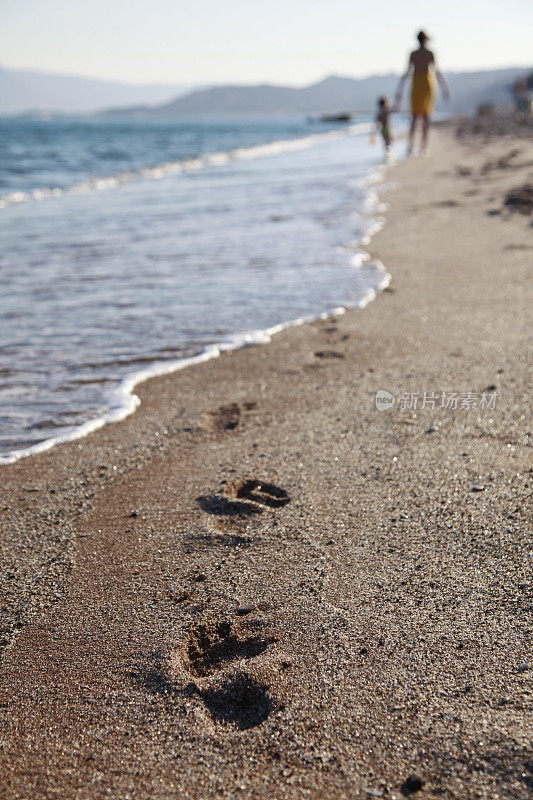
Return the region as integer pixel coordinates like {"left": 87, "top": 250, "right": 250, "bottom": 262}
{"left": 0, "top": 115, "right": 392, "bottom": 464}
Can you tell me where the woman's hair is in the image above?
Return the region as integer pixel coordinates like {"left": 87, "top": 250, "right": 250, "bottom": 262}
{"left": 417, "top": 30, "right": 429, "bottom": 45}
{"left": 378, "top": 96, "right": 388, "bottom": 107}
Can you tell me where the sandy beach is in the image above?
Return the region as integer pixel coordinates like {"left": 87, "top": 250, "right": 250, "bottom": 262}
{"left": 0, "top": 120, "right": 531, "bottom": 799}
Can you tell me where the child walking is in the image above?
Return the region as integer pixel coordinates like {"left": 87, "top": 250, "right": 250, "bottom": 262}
{"left": 375, "top": 96, "right": 393, "bottom": 155}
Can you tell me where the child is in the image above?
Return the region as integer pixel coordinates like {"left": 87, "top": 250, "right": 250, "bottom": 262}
{"left": 375, "top": 96, "right": 393, "bottom": 154}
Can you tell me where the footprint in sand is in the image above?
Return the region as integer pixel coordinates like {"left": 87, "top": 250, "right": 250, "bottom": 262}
{"left": 172, "top": 617, "right": 281, "bottom": 729}
{"left": 197, "top": 674, "right": 275, "bottom": 729}
{"left": 197, "top": 401, "right": 257, "bottom": 433}
{"left": 179, "top": 619, "right": 276, "bottom": 677}
{"left": 196, "top": 493, "right": 262, "bottom": 517}
{"left": 319, "top": 321, "right": 350, "bottom": 343}
{"left": 197, "top": 479, "right": 290, "bottom": 517}
{"left": 229, "top": 479, "right": 290, "bottom": 509}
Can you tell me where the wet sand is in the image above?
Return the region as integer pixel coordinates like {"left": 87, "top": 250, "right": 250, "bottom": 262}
{"left": 0, "top": 121, "right": 531, "bottom": 799}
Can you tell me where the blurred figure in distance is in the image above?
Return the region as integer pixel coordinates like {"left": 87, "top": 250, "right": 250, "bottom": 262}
{"left": 375, "top": 96, "right": 393, "bottom": 158}
{"left": 395, "top": 30, "right": 450, "bottom": 156}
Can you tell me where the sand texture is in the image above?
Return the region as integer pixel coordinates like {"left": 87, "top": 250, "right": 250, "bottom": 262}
{"left": 0, "top": 122, "right": 531, "bottom": 799}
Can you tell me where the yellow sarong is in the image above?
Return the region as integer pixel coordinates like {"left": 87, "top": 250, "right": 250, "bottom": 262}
{"left": 410, "top": 71, "right": 435, "bottom": 116}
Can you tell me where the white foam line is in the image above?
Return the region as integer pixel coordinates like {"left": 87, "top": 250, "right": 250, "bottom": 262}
{"left": 0, "top": 122, "right": 374, "bottom": 211}
{"left": 0, "top": 146, "right": 392, "bottom": 467}
{"left": 0, "top": 268, "right": 390, "bottom": 467}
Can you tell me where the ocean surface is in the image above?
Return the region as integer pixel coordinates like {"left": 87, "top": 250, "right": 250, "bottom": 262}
{"left": 0, "top": 115, "right": 393, "bottom": 465}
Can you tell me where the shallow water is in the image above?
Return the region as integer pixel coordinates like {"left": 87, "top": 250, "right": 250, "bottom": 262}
{"left": 0, "top": 116, "right": 390, "bottom": 464}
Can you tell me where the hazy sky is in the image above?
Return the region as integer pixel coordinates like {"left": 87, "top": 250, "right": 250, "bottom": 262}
{"left": 2, "top": 0, "right": 532, "bottom": 85}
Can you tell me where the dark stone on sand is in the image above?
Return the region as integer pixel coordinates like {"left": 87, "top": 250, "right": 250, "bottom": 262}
{"left": 236, "top": 604, "right": 256, "bottom": 615}
{"left": 471, "top": 485, "right": 485, "bottom": 492}
{"left": 401, "top": 773, "right": 425, "bottom": 795}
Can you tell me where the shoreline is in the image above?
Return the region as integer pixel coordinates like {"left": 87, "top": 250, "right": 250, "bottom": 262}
{"left": 0, "top": 120, "right": 374, "bottom": 209}
{"left": 0, "top": 261, "right": 390, "bottom": 466}
{"left": 0, "top": 121, "right": 531, "bottom": 799}
{"left": 1, "top": 146, "right": 389, "bottom": 467}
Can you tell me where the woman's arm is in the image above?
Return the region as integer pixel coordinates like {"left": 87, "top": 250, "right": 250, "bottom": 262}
{"left": 436, "top": 69, "right": 450, "bottom": 101}
{"left": 433, "top": 52, "right": 450, "bottom": 101}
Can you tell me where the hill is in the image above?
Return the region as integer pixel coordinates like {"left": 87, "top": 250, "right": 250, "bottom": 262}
{"left": 0, "top": 66, "right": 193, "bottom": 115}
{"left": 102, "top": 68, "right": 531, "bottom": 117}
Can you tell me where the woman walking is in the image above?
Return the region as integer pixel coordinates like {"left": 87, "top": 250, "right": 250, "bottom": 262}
{"left": 395, "top": 30, "right": 449, "bottom": 156}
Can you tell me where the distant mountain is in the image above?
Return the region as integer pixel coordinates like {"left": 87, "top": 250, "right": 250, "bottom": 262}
{"left": 4, "top": 65, "right": 529, "bottom": 118}
{"left": 124, "top": 74, "right": 400, "bottom": 116}
{"left": 0, "top": 66, "right": 195, "bottom": 115}
{"left": 102, "top": 67, "right": 531, "bottom": 117}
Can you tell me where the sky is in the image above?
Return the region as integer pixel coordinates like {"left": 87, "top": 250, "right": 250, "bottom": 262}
{"left": 1, "top": 0, "right": 532, "bottom": 86}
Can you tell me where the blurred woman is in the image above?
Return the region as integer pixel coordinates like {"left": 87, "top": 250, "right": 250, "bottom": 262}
{"left": 395, "top": 30, "right": 449, "bottom": 156}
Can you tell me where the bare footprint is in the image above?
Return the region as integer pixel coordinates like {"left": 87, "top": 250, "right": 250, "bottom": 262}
{"left": 131, "top": 611, "right": 287, "bottom": 734}
{"left": 178, "top": 619, "right": 276, "bottom": 678}
{"left": 196, "top": 493, "right": 262, "bottom": 517}
{"left": 198, "top": 402, "right": 256, "bottom": 432}
{"left": 171, "top": 617, "right": 283, "bottom": 729}
{"left": 198, "top": 674, "right": 275, "bottom": 729}
{"left": 197, "top": 479, "right": 290, "bottom": 522}
{"left": 226, "top": 479, "right": 290, "bottom": 509}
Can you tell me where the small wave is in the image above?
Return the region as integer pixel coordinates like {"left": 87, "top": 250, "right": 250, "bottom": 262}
{"left": 0, "top": 258, "right": 389, "bottom": 466}
{"left": 0, "top": 131, "right": 390, "bottom": 466}
{"left": 0, "top": 123, "right": 373, "bottom": 211}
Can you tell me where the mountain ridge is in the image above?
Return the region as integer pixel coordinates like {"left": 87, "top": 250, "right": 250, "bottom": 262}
{"left": 101, "top": 67, "right": 530, "bottom": 117}
{"left": 1, "top": 65, "right": 530, "bottom": 117}
{"left": 0, "top": 66, "right": 194, "bottom": 115}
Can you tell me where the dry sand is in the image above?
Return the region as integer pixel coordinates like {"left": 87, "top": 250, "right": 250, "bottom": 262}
{"left": 0, "top": 121, "right": 531, "bottom": 800}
